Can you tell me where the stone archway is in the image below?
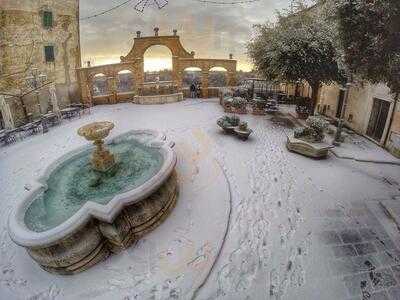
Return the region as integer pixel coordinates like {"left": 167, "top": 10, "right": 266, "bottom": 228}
{"left": 120, "top": 28, "right": 194, "bottom": 90}
{"left": 77, "top": 28, "right": 238, "bottom": 104}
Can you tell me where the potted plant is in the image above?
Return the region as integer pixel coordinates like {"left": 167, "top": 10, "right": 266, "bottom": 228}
{"left": 217, "top": 115, "right": 240, "bottom": 134}
{"left": 232, "top": 97, "right": 247, "bottom": 114}
{"left": 252, "top": 98, "right": 266, "bottom": 115}
{"left": 234, "top": 121, "right": 253, "bottom": 140}
{"left": 288, "top": 116, "right": 333, "bottom": 158}
{"left": 223, "top": 97, "right": 234, "bottom": 113}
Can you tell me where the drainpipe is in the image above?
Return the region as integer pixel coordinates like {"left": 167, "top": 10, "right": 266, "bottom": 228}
{"left": 334, "top": 80, "right": 352, "bottom": 146}
{"left": 383, "top": 93, "right": 399, "bottom": 146}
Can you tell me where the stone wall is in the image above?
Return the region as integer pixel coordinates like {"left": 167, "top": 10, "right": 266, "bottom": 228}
{"left": 317, "top": 82, "right": 400, "bottom": 157}
{"left": 0, "top": 0, "right": 81, "bottom": 125}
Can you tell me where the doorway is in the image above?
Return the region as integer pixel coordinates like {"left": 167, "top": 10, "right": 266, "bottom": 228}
{"left": 336, "top": 89, "right": 345, "bottom": 118}
{"left": 0, "top": 111, "right": 4, "bottom": 129}
{"left": 366, "top": 98, "right": 390, "bottom": 142}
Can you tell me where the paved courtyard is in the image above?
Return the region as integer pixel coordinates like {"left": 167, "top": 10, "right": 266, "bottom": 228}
{"left": 0, "top": 99, "right": 399, "bottom": 300}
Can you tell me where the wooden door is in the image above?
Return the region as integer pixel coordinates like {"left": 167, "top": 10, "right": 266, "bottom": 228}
{"left": 336, "top": 89, "right": 345, "bottom": 118}
{"left": 366, "top": 98, "right": 390, "bottom": 142}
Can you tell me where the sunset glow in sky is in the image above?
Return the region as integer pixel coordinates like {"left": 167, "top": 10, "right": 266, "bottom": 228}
{"left": 79, "top": 0, "right": 305, "bottom": 71}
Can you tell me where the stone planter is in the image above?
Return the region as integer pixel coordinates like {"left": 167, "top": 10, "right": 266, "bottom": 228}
{"left": 234, "top": 107, "right": 247, "bottom": 114}
{"left": 286, "top": 136, "right": 333, "bottom": 158}
{"left": 217, "top": 118, "right": 237, "bottom": 134}
{"left": 252, "top": 107, "right": 266, "bottom": 115}
{"left": 297, "top": 112, "right": 309, "bottom": 119}
{"left": 133, "top": 92, "right": 183, "bottom": 105}
{"left": 234, "top": 128, "right": 253, "bottom": 140}
{"left": 224, "top": 105, "right": 233, "bottom": 113}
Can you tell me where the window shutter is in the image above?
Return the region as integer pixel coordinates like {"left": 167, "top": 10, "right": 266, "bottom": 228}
{"left": 44, "top": 46, "right": 55, "bottom": 62}
{"left": 43, "top": 11, "right": 53, "bottom": 28}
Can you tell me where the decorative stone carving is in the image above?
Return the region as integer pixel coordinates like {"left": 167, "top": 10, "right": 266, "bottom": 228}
{"left": 29, "top": 172, "right": 178, "bottom": 275}
{"left": 234, "top": 122, "right": 253, "bottom": 140}
{"left": 286, "top": 136, "right": 334, "bottom": 158}
{"left": 287, "top": 116, "right": 333, "bottom": 158}
{"left": 77, "top": 122, "right": 116, "bottom": 172}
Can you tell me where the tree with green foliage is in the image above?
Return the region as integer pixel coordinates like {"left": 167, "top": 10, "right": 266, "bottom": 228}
{"left": 247, "top": 5, "right": 345, "bottom": 114}
{"left": 334, "top": 0, "right": 400, "bottom": 96}
{"left": 334, "top": 0, "right": 400, "bottom": 144}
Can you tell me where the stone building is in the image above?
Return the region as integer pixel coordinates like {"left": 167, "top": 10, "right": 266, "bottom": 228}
{"left": 282, "top": 2, "right": 400, "bottom": 158}
{"left": 0, "top": 0, "right": 81, "bottom": 128}
{"left": 316, "top": 83, "right": 400, "bottom": 157}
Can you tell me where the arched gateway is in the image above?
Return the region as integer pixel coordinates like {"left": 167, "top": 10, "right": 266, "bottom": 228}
{"left": 77, "top": 28, "right": 237, "bottom": 105}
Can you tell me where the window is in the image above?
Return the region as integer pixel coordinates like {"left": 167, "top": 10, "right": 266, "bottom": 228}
{"left": 43, "top": 11, "right": 53, "bottom": 28}
{"left": 44, "top": 46, "right": 55, "bottom": 62}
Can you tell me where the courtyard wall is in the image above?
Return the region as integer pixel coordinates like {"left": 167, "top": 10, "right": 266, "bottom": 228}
{"left": 0, "top": 0, "right": 81, "bottom": 126}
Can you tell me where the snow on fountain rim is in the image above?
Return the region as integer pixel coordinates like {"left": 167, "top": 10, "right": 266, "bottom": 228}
{"left": 8, "top": 129, "right": 177, "bottom": 248}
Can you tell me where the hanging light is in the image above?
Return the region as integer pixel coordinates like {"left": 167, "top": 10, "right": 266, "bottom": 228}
{"left": 134, "top": 0, "right": 168, "bottom": 13}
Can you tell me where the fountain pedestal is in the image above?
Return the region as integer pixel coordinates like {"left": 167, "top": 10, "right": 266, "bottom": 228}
{"left": 92, "top": 139, "right": 115, "bottom": 172}
{"left": 78, "top": 121, "right": 116, "bottom": 172}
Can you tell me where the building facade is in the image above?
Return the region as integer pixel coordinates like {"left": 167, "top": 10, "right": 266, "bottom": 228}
{"left": 317, "top": 83, "right": 400, "bottom": 158}
{"left": 282, "top": 1, "right": 400, "bottom": 158}
{"left": 0, "top": 0, "right": 81, "bottom": 127}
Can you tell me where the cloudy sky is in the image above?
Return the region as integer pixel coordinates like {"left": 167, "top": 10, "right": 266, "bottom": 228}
{"left": 80, "top": 0, "right": 307, "bottom": 71}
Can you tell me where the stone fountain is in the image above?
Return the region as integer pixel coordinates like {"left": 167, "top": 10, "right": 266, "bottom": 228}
{"left": 8, "top": 124, "right": 178, "bottom": 274}
{"left": 78, "top": 121, "right": 116, "bottom": 172}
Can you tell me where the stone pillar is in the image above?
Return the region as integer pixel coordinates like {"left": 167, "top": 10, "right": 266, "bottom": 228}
{"left": 133, "top": 59, "right": 144, "bottom": 96}
{"left": 172, "top": 57, "right": 181, "bottom": 92}
{"left": 107, "top": 76, "right": 118, "bottom": 104}
{"left": 79, "top": 71, "right": 92, "bottom": 105}
{"left": 227, "top": 71, "right": 237, "bottom": 87}
{"left": 49, "top": 83, "right": 61, "bottom": 118}
{"left": 201, "top": 71, "right": 209, "bottom": 98}
{"left": 0, "top": 95, "right": 15, "bottom": 129}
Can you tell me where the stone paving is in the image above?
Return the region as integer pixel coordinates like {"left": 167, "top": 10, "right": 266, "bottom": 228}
{"left": 316, "top": 202, "right": 400, "bottom": 300}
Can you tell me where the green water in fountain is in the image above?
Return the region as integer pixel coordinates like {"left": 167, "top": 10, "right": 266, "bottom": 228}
{"left": 24, "top": 135, "right": 163, "bottom": 232}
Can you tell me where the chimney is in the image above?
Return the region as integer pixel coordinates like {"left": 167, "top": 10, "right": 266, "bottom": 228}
{"left": 136, "top": 31, "right": 141, "bottom": 38}
{"left": 154, "top": 27, "right": 159, "bottom": 36}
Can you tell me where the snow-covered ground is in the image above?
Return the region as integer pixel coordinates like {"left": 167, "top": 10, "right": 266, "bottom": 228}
{"left": 1, "top": 99, "right": 399, "bottom": 300}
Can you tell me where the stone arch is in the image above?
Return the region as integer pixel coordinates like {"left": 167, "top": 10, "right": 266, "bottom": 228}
{"left": 121, "top": 35, "right": 194, "bottom": 62}
{"left": 143, "top": 45, "right": 173, "bottom": 83}
{"left": 92, "top": 73, "right": 108, "bottom": 96}
{"left": 77, "top": 29, "right": 238, "bottom": 102}
{"left": 117, "top": 70, "right": 134, "bottom": 92}
{"left": 208, "top": 66, "right": 228, "bottom": 87}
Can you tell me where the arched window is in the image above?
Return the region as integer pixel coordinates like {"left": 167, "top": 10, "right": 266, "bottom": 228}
{"left": 182, "top": 67, "right": 202, "bottom": 87}
{"left": 209, "top": 67, "right": 228, "bottom": 87}
{"left": 117, "top": 70, "right": 134, "bottom": 92}
{"left": 143, "top": 45, "right": 173, "bottom": 82}
{"left": 92, "top": 73, "right": 107, "bottom": 96}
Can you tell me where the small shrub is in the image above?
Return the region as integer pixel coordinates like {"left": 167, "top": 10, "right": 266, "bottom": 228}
{"left": 232, "top": 97, "right": 246, "bottom": 109}
{"left": 239, "top": 121, "right": 248, "bottom": 131}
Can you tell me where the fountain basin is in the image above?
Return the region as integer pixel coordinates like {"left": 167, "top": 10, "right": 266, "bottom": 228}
{"left": 133, "top": 92, "right": 184, "bottom": 105}
{"left": 8, "top": 130, "right": 178, "bottom": 274}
